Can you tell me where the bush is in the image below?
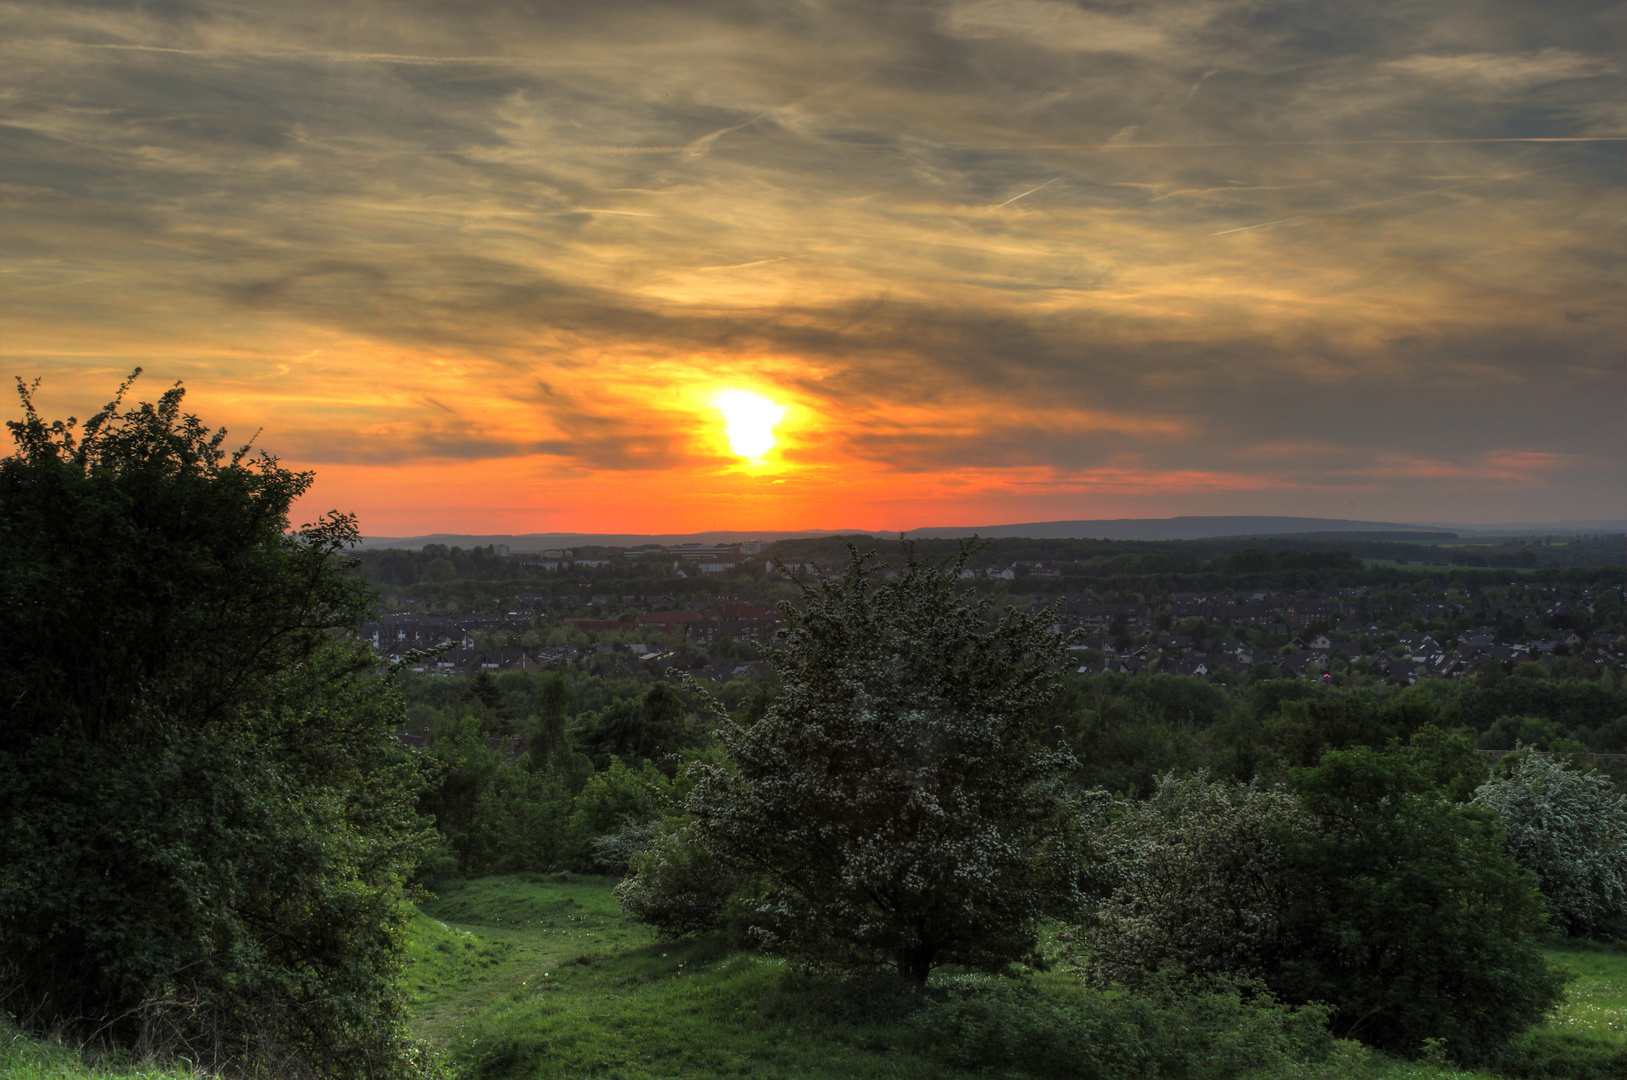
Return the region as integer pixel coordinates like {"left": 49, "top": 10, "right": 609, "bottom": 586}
{"left": 1474, "top": 752, "right": 1627, "bottom": 938}
{"left": 904, "top": 970, "right": 1332, "bottom": 1080}
{"left": 1076, "top": 774, "right": 1310, "bottom": 986}
{"left": 562, "top": 757, "right": 674, "bottom": 871}
{"left": 1076, "top": 743, "right": 1565, "bottom": 1064}
{"left": 0, "top": 375, "right": 429, "bottom": 1077}
{"left": 1281, "top": 746, "right": 1564, "bottom": 1062}
{"left": 614, "top": 822, "right": 741, "bottom": 938}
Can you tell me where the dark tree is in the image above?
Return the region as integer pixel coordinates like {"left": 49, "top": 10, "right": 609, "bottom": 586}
{"left": 0, "top": 374, "right": 428, "bottom": 1077}
{"left": 575, "top": 681, "right": 696, "bottom": 770}
{"left": 687, "top": 543, "right": 1085, "bottom": 981}
{"left": 1274, "top": 747, "right": 1563, "bottom": 1062}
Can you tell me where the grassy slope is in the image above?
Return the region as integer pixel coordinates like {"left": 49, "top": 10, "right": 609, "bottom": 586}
{"left": 404, "top": 875, "right": 1627, "bottom": 1080}
{"left": 5, "top": 874, "right": 1619, "bottom": 1079}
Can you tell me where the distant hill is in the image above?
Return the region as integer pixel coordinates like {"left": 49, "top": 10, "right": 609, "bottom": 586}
{"left": 357, "top": 515, "right": 1624, "bottom": 551}
{"left": 899, "top": 516, "right": 1440, "bottom": 541}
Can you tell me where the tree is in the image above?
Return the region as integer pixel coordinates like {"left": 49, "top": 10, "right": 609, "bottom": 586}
{"left": 684, "top": 543, "right": 1084, "bottom": 981}
{"left": 1077, "top": 743, "right": 1563, "bottom": 1065}
{"left": 574, "top": 681, "right": 696, "bottom": 770}
{"left": 415, "top": 716, "right": 572, "bottom": 880}
{"left": 1474, "top": 752, "right": 1627, "bottom": 938}
{"left": 525, "top": 673, "right": 575, "bottom": 772}
{"left": 0, "top": 374, "right": 429, "bottom": 1076}
{"left": 1275, "top": 747, "right": 1561, "bottom": 1062}
{"left": 1076, "top": 773, "right": 1310, "bottom": 987}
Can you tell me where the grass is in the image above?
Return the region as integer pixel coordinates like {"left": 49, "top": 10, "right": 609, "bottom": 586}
{"left": 403, "top": 875, "right": 1627, "bottom": 1080}
{"left": 1544, "top": 940, "right": 1627, "bottom": 1042}
{"left": 409, "top": 873, "right": 974, "bottom": 1078}
{"left": 0, "top": 1025, "right": 200, "bottom": 1080}
{"left": 7, "top": 876, "right": 1622, "bottom": 1078}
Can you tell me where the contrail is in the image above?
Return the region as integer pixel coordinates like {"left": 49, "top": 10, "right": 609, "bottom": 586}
{"left": 995, "top": 176, "right": 1063, "bottom": 208}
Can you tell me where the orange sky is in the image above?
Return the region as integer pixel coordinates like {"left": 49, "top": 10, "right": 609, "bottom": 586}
{"left": 3, "top": 1, "right": 1623, "bottom": 535}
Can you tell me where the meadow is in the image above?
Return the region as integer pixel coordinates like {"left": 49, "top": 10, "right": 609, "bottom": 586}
{"left": 6, "top": 873, "right": 1623, "bottom": 1079}
{"left": 401, "top": 876, "right": 1627, "bottom": 1080}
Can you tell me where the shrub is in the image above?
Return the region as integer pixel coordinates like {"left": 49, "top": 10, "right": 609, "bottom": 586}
{"left": 904, "top": 970, "right": 1332, "bottom": 1080}
{"left": 1076, "top": 744, "right": 1564, "bottom": 1064}
{"left": 614, "top": 822, "right": 741, "bottom": 938}
{"left": 0, "top": 375, "right": 429, "bottom": 1077}
{"left": 563, "top": 757, "right": 674, "bottom": 870}
{"left": 1281, "top": 746, "right": 1564, "bottom": 1062}
{"left": 1474, "top": 752, "right": 1627, "bottom": 938}
{"left": 1075, "top": 773, "right": 1310, "bottom": 986}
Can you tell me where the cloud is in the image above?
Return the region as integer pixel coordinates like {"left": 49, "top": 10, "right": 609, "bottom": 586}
{"left": 1, "top": 0, "right": 1621, "bottom": 529}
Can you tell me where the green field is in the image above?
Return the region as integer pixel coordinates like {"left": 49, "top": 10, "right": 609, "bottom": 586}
{"left": 7, "top": 874, "right": 1624, "bottom": 1079}
{"left": 401, "top": 875, "right": 1627, "bottom": 1080}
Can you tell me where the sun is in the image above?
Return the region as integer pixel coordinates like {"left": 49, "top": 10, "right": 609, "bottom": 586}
{"left": 712, "top": 389, "right": 787, "bottom": 461}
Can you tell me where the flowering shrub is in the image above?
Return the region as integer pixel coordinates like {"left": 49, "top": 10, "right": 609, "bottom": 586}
{"left": 1474, "top": 751, "right": 1627, "bottom": 938}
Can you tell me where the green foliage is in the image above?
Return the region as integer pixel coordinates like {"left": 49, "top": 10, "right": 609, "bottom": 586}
{"left": 1278, "top": 746, "right": 1564, "bottom": 1063}
{"left": 1458, "top": 679, "right": 1627, "bottom": 739}
{"left": 403, "top": 872, "right": 1627, "bottom": 1080}
{"left": 615, "top": 822, "right": 743, "bottom": 940}
{"left": 905, "top": 971, "right": 1333, "bottom": 1080}
{"left": 1212, "top": 547, "right": 1364, "bottom": 575}
{"left": 1076, "top": 774, "right": 1310, "bottom": 986}
{"left": 2, "top": 1022, "right": 201, "bottom": 1078}
{"left": 1474, "top": 755, "right": 1627, "bottom": 938}
{"left": 524, "top": 673, "right": 575, "bottom": 773}
{"left": 415, "top": 717, "right": 573, "bottom": 880}
{"left": 564, "top": 757, "right": 675, "bottom": 871}
{"left": 1077, "top": 745, "right": 1564, "bottom": 1065}
{"left": 574, "top": 682, "right": 699, "bottom": 771}
{"left": 688, "top": 543, "right": 1085, "bottom": 981}
{"left": 0, "top": 375, "right": 430, "bottom": 1076}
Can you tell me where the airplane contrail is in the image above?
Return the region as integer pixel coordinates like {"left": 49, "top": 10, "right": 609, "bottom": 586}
{"left": 995, "top": 177, "right": 1063, "bottom": 208}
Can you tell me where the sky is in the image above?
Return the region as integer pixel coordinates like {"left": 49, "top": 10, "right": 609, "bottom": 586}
{"left": 2, "top": 0, "right": 1622, "bottom": 535}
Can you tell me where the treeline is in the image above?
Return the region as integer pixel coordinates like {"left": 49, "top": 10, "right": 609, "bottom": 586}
{"left": 403, "top": 659, "right": 1627, "bottom": 893}
{"left": 352, "top": 535, "right": 1625, "bottom": 608}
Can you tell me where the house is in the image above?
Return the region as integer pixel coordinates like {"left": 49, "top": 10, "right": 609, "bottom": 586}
{"left": 562, "top": 618, "right": 639, "bottom": 632}
{"left": 637, "top": 610, "right": 705, "bottom": 636}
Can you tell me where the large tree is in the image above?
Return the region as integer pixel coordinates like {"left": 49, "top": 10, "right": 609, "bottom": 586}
{"left": 0, "top": 374, "right": 429, "bottom": 1077}
{"left": 686, "top": 544, "right": 1084, "bottom": 981}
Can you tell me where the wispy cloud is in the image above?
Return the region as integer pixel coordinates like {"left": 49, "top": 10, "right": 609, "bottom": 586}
{"left": 1, "top": 0, "right": 1620, "bottom": 531}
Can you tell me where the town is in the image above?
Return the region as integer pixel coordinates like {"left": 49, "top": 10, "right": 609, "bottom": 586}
{"left": 355, "top": 535, "right": 1627, "bottom": 691}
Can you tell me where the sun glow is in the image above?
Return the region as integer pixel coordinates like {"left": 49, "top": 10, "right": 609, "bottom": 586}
{"left": 713, "top": 389, "right": 787, "bottom": 461}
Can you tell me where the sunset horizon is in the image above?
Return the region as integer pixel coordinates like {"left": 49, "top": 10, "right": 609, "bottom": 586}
{"left": 5, "top": 1, "right": 1621, "bottom": 535}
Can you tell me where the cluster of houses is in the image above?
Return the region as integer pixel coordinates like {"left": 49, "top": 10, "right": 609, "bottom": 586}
{"left": 1059, "top": 583, "right": 1625, "bottom": 685}
{"left": 357, "top": 599, "right": 785, "bottom": 679}
{"left": 361, "top": 579, "right": 1624, "bottom": 687}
